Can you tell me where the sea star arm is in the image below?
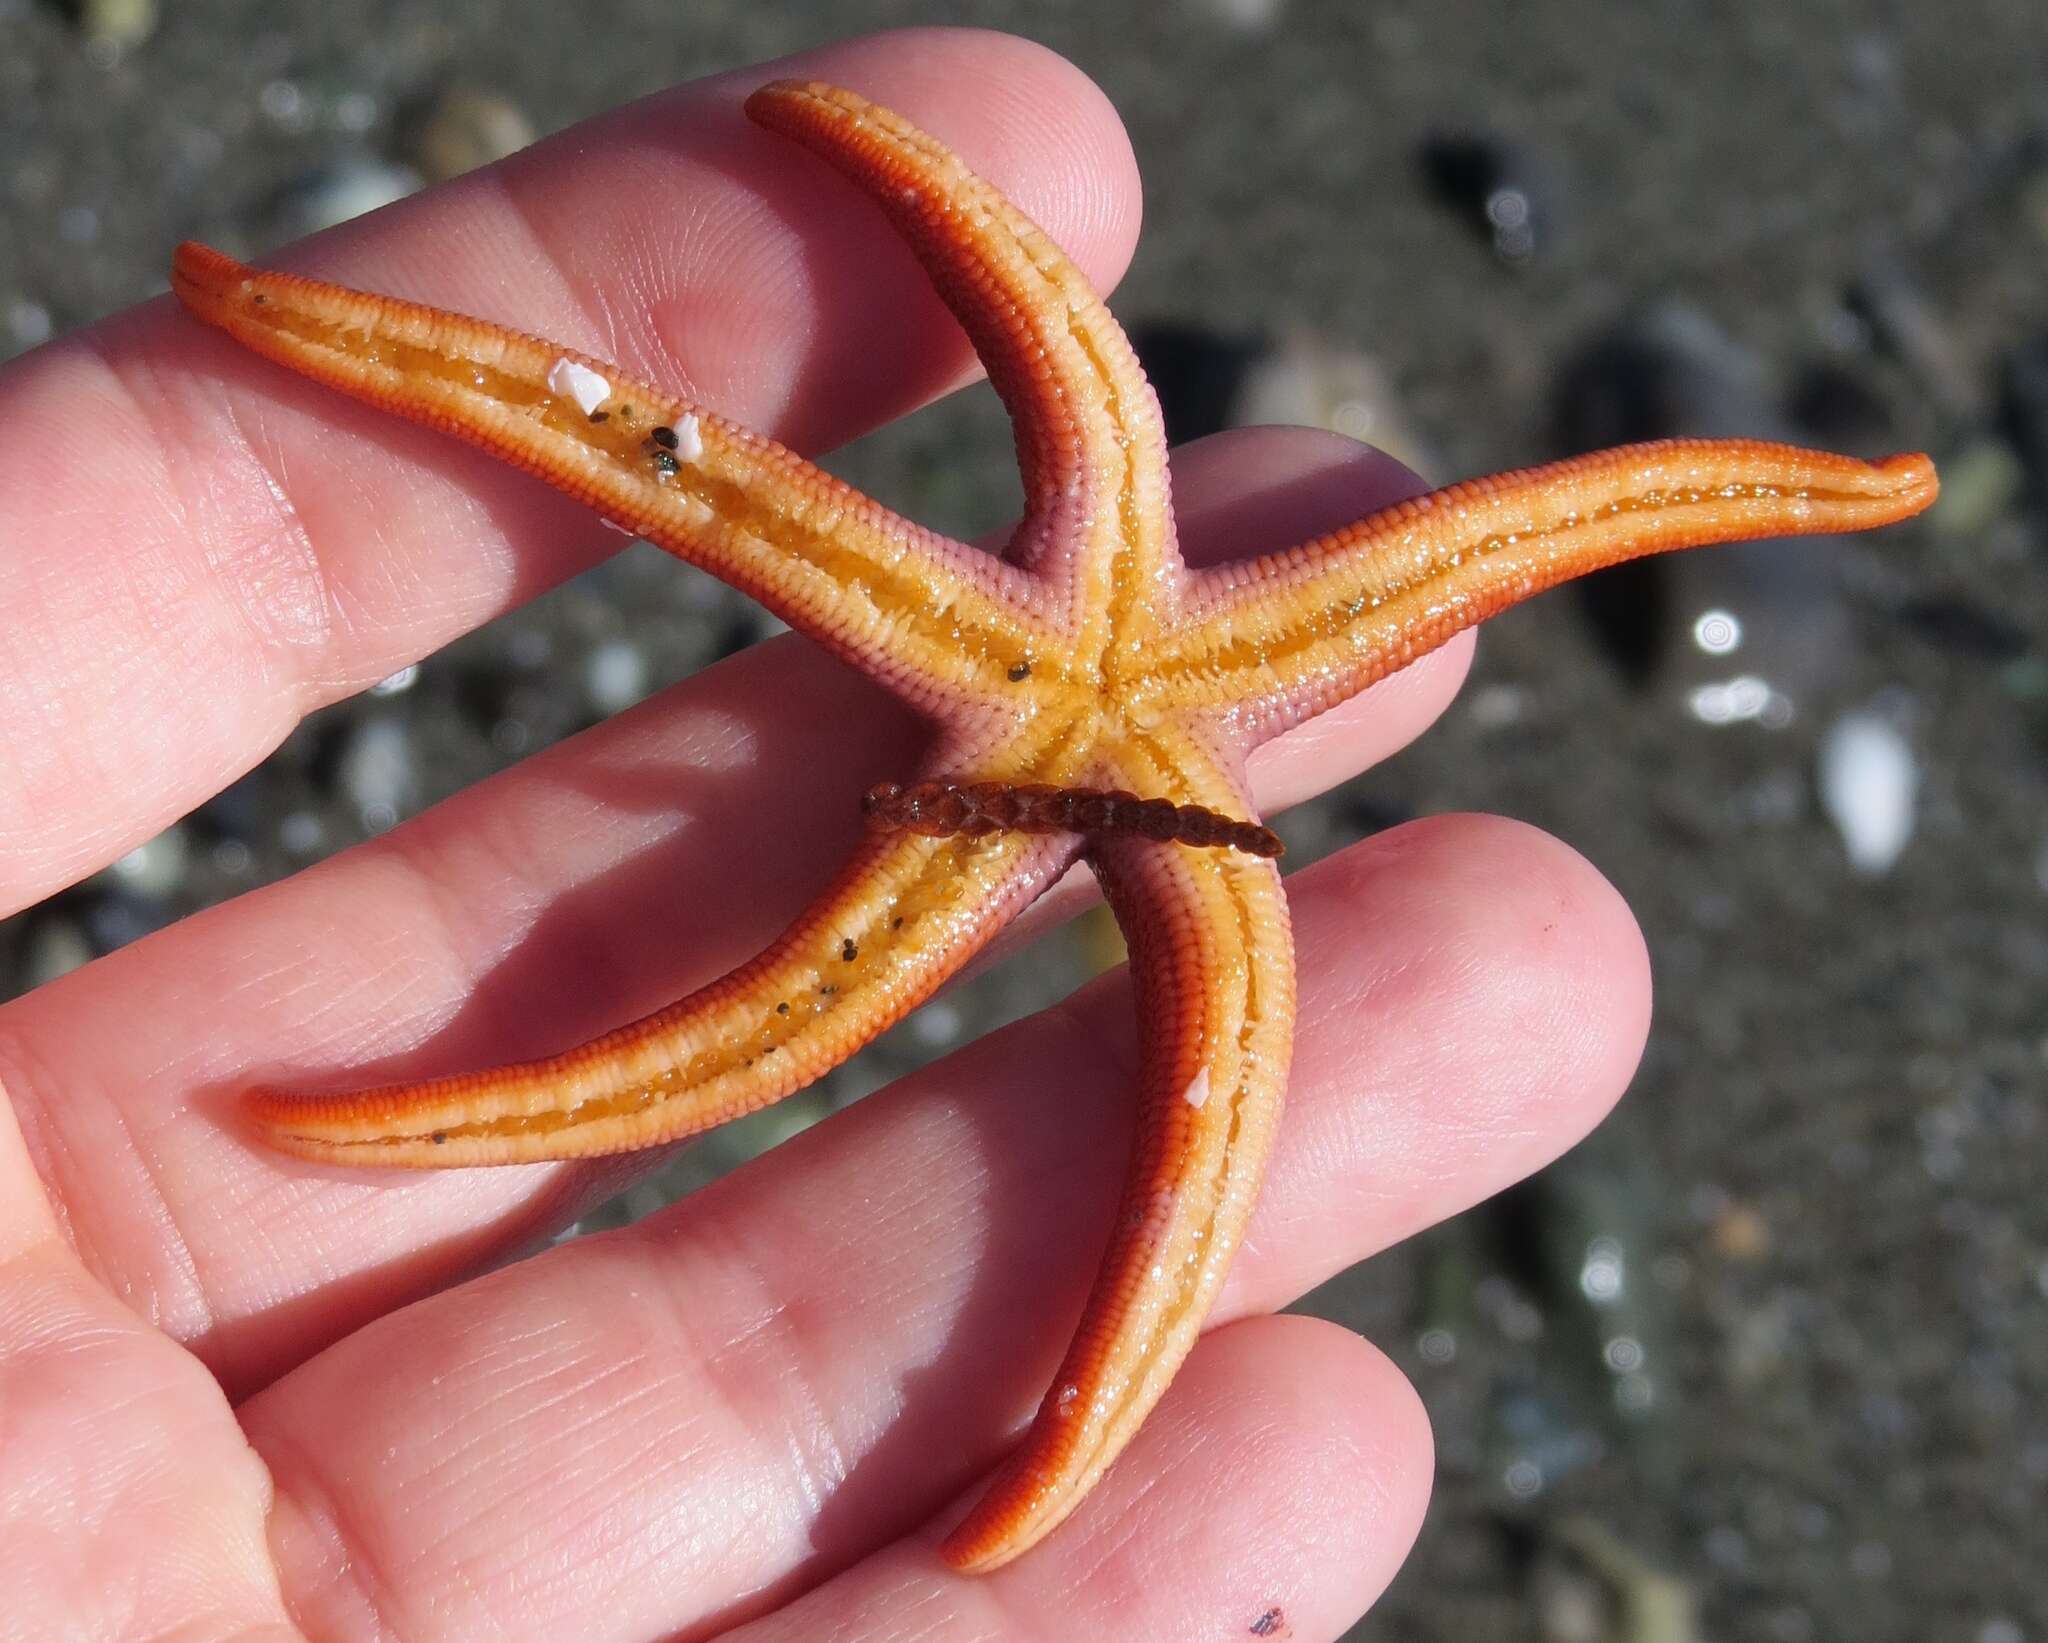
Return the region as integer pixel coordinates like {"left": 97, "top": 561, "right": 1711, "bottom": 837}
{"left": 1146, "top": 438, "right": 1939, "bottom": 736}
{"left": 245, "top": 827, "right": 1077, "bottom": 1165}
{"left": 941, "top": 831, "right": 1294, "bottom": 1572}
{"left": 168, "top": 243, "right": 1043, "bottom": 712}
{"left": 746, "top": 83, "right": 1179, "bottom": 640}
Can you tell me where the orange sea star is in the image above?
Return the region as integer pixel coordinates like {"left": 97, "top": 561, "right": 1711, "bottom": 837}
{"left": 168, "top": 80, "right": 1937, "bottom": 1571}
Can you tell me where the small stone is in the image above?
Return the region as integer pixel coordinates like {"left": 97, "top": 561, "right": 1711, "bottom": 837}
{"left": 1467, "top": 682, "right": 1528, "bottom": 729}
{"left": 1924, "top": 437, "right": 2024, "bottom": 541}
{"left": 279, "top": 811, "right": 325, "bottom": 857}
{"left": 337, "top": 717, "right": 417, "bottom": 830}
{"left": 82, "top": 893, "right": 159, "bottom": 954}
{"left": 1817, "top": 708, "right": 1918, "bottom": 875}
{"left": 505, "top": 627, "right": 552, "bottom": 670}
{"left": 1418, "top": 129, "right": 1562, "bottom": 264}
{"left": 75, "top": 0, "right": 156, "bottom": 55}
{"left": 104, "top": 824, "right": 188, "bottom": 898}
{"left": 56, "top": 204, "right": 99, "bottom": 245}
{"left": 1130, "top": 321, "right": 1435, "bottom": 476}
{"left": 584, "top": 639, "right": 650, "bottom": 714}
{"left": 406, "top": 87, "right": 538, "bottom": 185}
{"left": 1196, "top": 0, "right": 1288, "bottom": 32}
{"left": 908, "top": 1000, "right": 963, "bottom": 1048}
{"left": 5, "top": 298, "right": 52, "bottom": 351}
{"left": 22, "top": 918, "right": 93, "bottom": 990}
{"left": 258, "top": 79, "right": 313, "bottom": 134}
{"left": 1709, "top": 1201, "right": 1771, "bottom": 1261}
{"left": 272, "top": 160, "right": 423, "bottom": 240}
{"left": 333, "top": 90, "right": 380, "bottom": 135}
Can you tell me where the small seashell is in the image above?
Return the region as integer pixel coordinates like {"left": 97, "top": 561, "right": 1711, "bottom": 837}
{"left": 1817, "top": 709, "right": 1918, "bottom": 875}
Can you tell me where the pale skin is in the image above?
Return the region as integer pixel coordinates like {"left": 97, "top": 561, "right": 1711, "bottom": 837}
{"left": 0, "top": 30, "right": 1654, "bottom": 1642}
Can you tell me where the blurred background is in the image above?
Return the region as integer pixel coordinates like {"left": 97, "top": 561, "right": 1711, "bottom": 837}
{"left": 4, "top": 2, "right": 2044, "bottom": 1638}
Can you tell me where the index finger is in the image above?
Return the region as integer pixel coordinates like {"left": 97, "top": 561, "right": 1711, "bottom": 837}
{"left": 0, "top": 27, "right": 1140, "bottom": 915}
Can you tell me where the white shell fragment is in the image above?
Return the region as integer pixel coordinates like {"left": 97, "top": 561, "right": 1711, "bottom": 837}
{"left": 1818, "top": 710, "right": 1918, "bottom": 876}
{"left": 1181, "top": 1066, "right": 1212, "bottom": 1109}
{"left": 673, "top": 412, "right": 704, "bottom": 462}
{"left": 547, "top": 355, "right": 611, "bottom": 417}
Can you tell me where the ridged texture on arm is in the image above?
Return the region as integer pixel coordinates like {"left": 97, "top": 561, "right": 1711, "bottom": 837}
{"left": 745, "top": 82, "right": 1179, "bottom": 643}
{"left": 1152, "top": 438, "right": 1940, "bottom": 735}
{"left": 170, "top": 242, "right": 1040, "bottom": 713}
{"left": 941, "top": 830, "right": 1294, "bottom": 1571}
{"left": 246, "top": 829, "right": 1075, "bottom": 1165}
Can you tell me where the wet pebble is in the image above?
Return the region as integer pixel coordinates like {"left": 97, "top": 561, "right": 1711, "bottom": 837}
{"left": 405, "top": 86, "right": 538, "bottom": 184}
{"left": 75, "top": 0, "right": 156, "bottom": 57}
{"left": 279, "top": 810, "right": 326, "bottom": 857}
{"left": 1130, "top": 320, "right": 1436, "bottom": 475}
{"left": 1553, "top": 304, "right": 1850, "bottom": 703}
{"left": 337, "top": 717, "right": 417, "bottom": 831}
{"left": 103, "top": 825, "right": 189, "bottom": 899}
{"left": 22, "top": 917, "right": 93, "bottom": 990}
{"left": 5, "top": 298, "right": 52, "bottom": 353}
{"left": 1418, "top": 129, "right": 1560, "bottom": 264}
{"left": 584, "top": 639, "right": 650, "bottom": 715}
{"left": 271, "top": 159, "right": 422, "bottom": 240}
{"left": 505, "top": 626, "right": 553, "bottom": 670}
{"left": 907, "top": 999, "right": 963, "bottom": 1049}
{"left": 1817, "top": 708, "right": 1918, "bottom": 875}
{"left": 81, "top": 891, "right": 165, "bottom": 954}
{"left": 1709, "top": 1201, "right": 1772, "bottom": 1262}
{"left": 1232, "top": 333, "right": 1436, "bottom": 476}
{"left": 1194, "top": 0, "right": 1288, "bottom": 30}
{"left": 1926, "top": 437, "right": 2025, "bottom": 541}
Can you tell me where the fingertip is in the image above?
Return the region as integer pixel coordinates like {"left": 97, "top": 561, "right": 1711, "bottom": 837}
{"left": 1273, "top": 813, "right": 1652, "bottom": 1250}
{"left": 1420, "top": 813, "right": 1654, "bottom": 1118}
{"left": 1078, "top": 1315, "right": 1433, "bottom": 1631}
{"left": 1313, "top": 811, "right": 1652, "bottom": 1114}
{"left": 1226, "top": 1315, "right": 1435, "bottom": 1581}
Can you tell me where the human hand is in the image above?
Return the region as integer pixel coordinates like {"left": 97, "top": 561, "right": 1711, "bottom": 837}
{"left": 0, "top": 29, "right": 1649, "bottom": 1640}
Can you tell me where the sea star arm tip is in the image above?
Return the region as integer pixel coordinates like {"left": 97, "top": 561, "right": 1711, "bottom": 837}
{"left": 1156, "top": 436, "right": 1939, "bottom": 734}
{"left": 168, "top": 240, "right": 1038, "bottom": 712}
{"left": 241, "top": 827, "right": 1076, "bottom": 1167}
{"left": 744, "top": 79, "right": 1179, "bottom": 619}
{"left": 940, "top": 834, "right": 1294, "bottom": 1570}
